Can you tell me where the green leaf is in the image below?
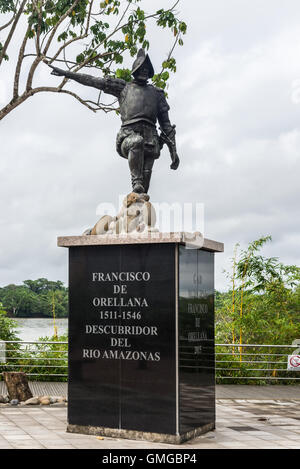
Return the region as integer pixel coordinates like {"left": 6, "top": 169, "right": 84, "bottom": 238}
{"left": 76, "top": 53, "right": 85, "bottom": 64}
{"left": 115, "top": 68, "right": 132, "bottom": 82}
{"left": 0, "top": 0, "right": 14, "bottom": 14}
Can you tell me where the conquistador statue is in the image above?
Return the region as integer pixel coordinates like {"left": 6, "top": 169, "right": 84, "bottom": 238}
{"left": 49, "top": 49, "right": 180, "bottom": 194}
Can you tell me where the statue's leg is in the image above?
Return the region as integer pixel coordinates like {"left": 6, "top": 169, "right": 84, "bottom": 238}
{"left": 122, "top": 133, "right": 145, "bottom": 193}
{"left": 143, "top": 155, "right": 155, "bottom": 194}
{"left": 141, "top": 125, "right": 160, "bottom": 194}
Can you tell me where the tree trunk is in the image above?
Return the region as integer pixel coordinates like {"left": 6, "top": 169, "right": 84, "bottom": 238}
{"left": 3, "top": 372, "right": 33, "bottom": 401}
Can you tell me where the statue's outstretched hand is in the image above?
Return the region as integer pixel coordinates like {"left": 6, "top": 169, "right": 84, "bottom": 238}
{"left": 48, "top": 65, "right": 67, "bottom": 77}
{"left": 170, "top": 154, "right": 180, "bottom": 170}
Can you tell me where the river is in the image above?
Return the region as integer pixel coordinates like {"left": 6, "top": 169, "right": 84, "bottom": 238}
{"left": 13, "top": 318, "right": 68, "bottom": 342}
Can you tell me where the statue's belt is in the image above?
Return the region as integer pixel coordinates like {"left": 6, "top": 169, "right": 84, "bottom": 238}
{"left": 121, "top": 118, "right": 156, "bottom": 128}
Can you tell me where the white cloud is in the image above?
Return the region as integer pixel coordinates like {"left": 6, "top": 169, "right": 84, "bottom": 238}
{"left": 0, "top": 1, "right": 300, "bottom": 290}
{"left": 0, "top": 80, "right": 6, "bottom": 104}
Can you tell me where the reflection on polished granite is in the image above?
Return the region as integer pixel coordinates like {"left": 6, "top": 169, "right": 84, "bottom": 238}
{"left": 179, "top": 247, "right": 215, "bottom": 435}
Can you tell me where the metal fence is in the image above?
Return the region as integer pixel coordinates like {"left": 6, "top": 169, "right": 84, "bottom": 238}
{"left": 216, "top": 343, "right": 300, "bottom": 383}
{"left": 0, "top": 340, "right": 299, "bottom": 383}
{"left": 0, "top": 340, "right": 68, "bottom": 380}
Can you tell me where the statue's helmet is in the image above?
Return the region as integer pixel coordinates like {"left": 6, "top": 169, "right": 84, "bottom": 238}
{"left": 131, "top": 48, "right": 154, "bottom": 78}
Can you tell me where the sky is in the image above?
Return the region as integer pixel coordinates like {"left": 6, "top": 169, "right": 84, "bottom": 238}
{"left": 1, "top": 0, "right": 300, "bottom": 291}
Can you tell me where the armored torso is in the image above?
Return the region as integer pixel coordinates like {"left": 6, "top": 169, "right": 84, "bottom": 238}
{"left": 119, "top": 82, "right": 159, "bottom": 127}
{"left": 100, "top": 76, "right": 170, "bottom": 129}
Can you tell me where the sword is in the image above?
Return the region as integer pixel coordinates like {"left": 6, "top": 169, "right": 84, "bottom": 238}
{"left": 159, "top": 125, "right": 180, "bottom": 170}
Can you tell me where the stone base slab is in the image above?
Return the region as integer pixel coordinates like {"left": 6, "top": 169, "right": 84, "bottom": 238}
{"left": 57, "top": 232, "right": 224, "bottom": 252}
{"left": 67, "top": 422, "right": 215, "bottom": 445}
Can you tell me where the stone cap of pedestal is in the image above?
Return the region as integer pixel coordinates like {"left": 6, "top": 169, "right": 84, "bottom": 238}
{"left": 57, "top": 232, "right": 224, "bottom": 253}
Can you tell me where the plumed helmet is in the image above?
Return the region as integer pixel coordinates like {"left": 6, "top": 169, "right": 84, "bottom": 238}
{"left": 131, "top": 48, "right": 154, "bottom": 78}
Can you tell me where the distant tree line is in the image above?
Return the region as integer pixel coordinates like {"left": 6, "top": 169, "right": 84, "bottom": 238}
{"left": 0, "top": 278, "right": 68, "bottom": 318}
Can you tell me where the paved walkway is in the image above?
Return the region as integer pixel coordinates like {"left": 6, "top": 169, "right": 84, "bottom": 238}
{"left": 217, "top": 385, "right": 300, "bottom": 400}
{"left": 1, "top": 384, "right": 300, "bottom": 449}
{"left": 1, "top": 383, "right": 300, "bottom": 400}
{"left": 0, "top": 399, "right": 300, "bottom": 449}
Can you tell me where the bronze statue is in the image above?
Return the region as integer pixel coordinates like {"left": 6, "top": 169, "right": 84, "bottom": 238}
{"left": 49, "top": 49, "right": 180, "bottom": 194}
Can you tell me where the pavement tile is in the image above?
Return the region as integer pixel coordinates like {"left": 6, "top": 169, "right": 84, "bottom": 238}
{"left": 0, "top": 442, "right": 14, "bottom": 448}
{"left": 283, "top": 434, "right": 300, "bottom": 440}
{"left": 12, "top": 443, "right": 46, "bottom": 449}
{"left": 4, "top": 434, "right": 33, "bottom": 441}
{"left": 220, "top": 442, "right": 250, "bottom": 448}
{"left": 194, "top": 443, "right": 225, "bottom": 449}
{"left": 1, "top": 430, "right": 28, "bottom": 436}
{"left": 28, "top": 431, "right": 63, "bottom": 439}
{"left": 38, "top": 438, "right": 71, "bottom": 445}
{"left": 44, "top": 444, "right": 74, "bottom": 449}
{"left": 1, "top": 396, "right": 300, "bottom": 449}
{"left": 58, "top": 432, "right": 92, "bottom": 440}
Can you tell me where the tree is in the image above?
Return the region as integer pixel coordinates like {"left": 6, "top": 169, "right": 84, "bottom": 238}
{"left": 23, "top": 278, "right": 65, "bottom": 294}
{"left": 0, "top": 302, "right": 19, "bottom": 340}
{"left": 216, "top": 236, "right": 300, "bottom": 348}
{"left": 0, "top": 284, "right": 35, "bottom": 316}
{"left": 0, "top": 278, "right": 68, "bottom": 317}
{"left": 0, "top": 0, "right": 187, "bottom": 120}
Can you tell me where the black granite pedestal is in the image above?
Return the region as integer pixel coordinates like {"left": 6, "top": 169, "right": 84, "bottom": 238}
{"left": 58, "top": 233, "right": 223, "bottom": 444}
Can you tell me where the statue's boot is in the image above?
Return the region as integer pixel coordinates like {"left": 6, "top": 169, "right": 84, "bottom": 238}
{"left": 143, "top": 169, "right": 152, "bottom": 194}
{"left": 128, "top": 134, "right": 145, "bottom": 193}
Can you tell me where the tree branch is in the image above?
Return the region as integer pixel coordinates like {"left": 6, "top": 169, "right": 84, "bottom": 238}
{"left": 25, "top": 53, "right": 78, "bottom": 66}
{"left": 0, "top": 14, "right": 15, "bottom": 32}
{"left": 30, "top": 86, "right": 116, "bottom": 113}
{"left": 33, "top": 0, "right": 43, "bottom": 57}
{"left": 157, "top": 32, "right": 179, "bottom": 79}
{"left": 0, "top": 0, "right": 27, "bottom": 66}
{"left": 0, "top": 0, "right": 183, "bottom": 121}
{"left": 42, "top": 0, "right": 81, "bottom": 56}
{"left": 13, "top": 25, "right": 31, "bottom": 99}
{"left": 47, "top": 0, "right": 94, "bottom": 66}
{"left": 72, "top": 10, "right": 164, "bottom": 73}
{"left": 26, "top": 0, "right": 81, "bottom": 92}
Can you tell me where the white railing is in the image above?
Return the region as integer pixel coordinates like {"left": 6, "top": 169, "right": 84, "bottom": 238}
{"left": 0, "top": 340, "right": 68, "bottom": 379}
{"left": 215, "top": 343, "right": 300, "bottom": 382}
{"left": 0, "top": 341, "right": 299, "bottom": 382}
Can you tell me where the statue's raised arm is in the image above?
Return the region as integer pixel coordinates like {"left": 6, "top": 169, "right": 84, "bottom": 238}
{"left": 48, "top": 64, "right": 126, "bottom": 98}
